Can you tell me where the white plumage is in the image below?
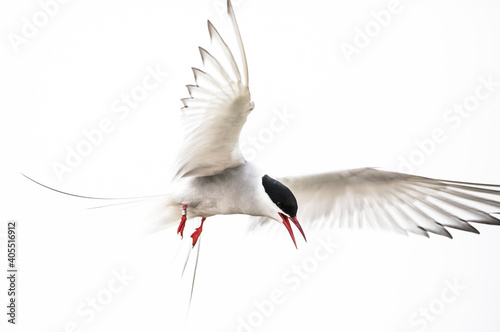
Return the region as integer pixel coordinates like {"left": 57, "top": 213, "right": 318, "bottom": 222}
{"left": 21, "top": 0, "right": 500, "bottom": 317}
{"left": 172, "top": 15, "right": 252, "bottom": 179}
{"left": 252, "top": 168, "right": 500, "bottom": 238}
{"left": 160, "top": 0, "right": 500, "bottom": 244}
{"left": 24, "top": 0, "right": 500, "bottom": 246}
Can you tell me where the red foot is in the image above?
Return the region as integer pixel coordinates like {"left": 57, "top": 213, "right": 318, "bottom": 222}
{"left": 177, "top": 204, "right": 188, "bottom": 238}
{"left": 191, "top": 217, "right": 206, "bottom": 247}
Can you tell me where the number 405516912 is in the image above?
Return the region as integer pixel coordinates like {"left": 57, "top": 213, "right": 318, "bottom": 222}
{"left": 7, "top": 221, "right": 16, "bottom": 269}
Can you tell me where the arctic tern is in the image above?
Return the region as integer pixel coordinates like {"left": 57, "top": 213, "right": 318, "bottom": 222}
{"left": 25, "top": 0, "right": 500, "bottom": 249}
{"left": 161, "top": 0, "right": 500, "bottom": 249}
{"left": 23, "top": 0, "right": 500, "bottom": 314}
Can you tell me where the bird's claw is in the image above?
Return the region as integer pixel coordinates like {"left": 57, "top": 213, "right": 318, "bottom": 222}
{"left": 191, "top": 217, "right": 206, "bottom": 247}
{"left": 177, "top": 204, "right": 188, "bottom": 238}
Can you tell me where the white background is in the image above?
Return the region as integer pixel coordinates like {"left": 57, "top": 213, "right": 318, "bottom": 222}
{"left": 1, "top": 0, "right": 500, "bottom": 331}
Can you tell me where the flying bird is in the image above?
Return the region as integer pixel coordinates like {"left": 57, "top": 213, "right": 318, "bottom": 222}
{"left": 158, "top": 0, "right": 500, "bottom": 248}
{"left": 22, "top": 0, "right": 500, "bottom": 315}
{"left": 25, "top": 0, "right": 500, "bottom": 249}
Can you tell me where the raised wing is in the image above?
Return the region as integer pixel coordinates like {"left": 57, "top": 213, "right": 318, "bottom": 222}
{"left": 256, "top": 168, "right": 500, "bottom": 238}
{"left": 173, "top": 0, "right": 253, "bottom": 179}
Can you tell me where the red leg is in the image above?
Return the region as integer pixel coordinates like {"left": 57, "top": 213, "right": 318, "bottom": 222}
{"left": 191, "top": 217, "right": 206, "bottom": 247}
{"left": 177, "top": 204, "right": 187, "bottom": 238}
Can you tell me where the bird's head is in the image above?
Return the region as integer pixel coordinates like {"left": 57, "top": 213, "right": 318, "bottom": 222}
{"left": 261, "top": 175, "right": 306, "bottom": 248}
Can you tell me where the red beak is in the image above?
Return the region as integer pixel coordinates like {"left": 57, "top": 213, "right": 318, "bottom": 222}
{"left": 279, "top": 213, "right": 307, "bottom": 249}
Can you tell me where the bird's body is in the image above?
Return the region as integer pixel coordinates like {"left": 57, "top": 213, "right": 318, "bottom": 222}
{"left": 22, "top": 0, "right": 500, "bottom": 315}
{"left": 168, "top": 162, "right": 280, "bottom": 222}
{"left": 24, "top": 0, "right": 500, "bottom": 247}
{"left": 158, "top": 0, "right": 500, "bottom": 249}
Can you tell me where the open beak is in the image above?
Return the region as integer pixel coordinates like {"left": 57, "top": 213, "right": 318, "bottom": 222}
{"left": 279, "top": 213, "right": 307, "bottom": 249}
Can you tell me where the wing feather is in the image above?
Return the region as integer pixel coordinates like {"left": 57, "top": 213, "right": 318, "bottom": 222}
{"left": 173, "top": 1, "right": 252, "bottom": 179}
{"left": 207, "top": 20, "right": 241, "bottom": 83}
{"left": 252, "top": 168, "right": 500, "bottom": 238}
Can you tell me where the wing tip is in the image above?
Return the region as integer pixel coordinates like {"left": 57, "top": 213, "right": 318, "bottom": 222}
{"left": 191, "top": 67, "right": 203, "bottom": 81}
{"left": 416, "top": 226, "right": 430, "bottom": 238}
{"left": 207, "top": 20, "right": 216, "bottom": 40}
{"left": 198, "top": 47, "right": 209, "bottom": 65}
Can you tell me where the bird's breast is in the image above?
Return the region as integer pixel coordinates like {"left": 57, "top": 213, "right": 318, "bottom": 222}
{"left": 176, "top": 163, "right": 271, "bottom": 218}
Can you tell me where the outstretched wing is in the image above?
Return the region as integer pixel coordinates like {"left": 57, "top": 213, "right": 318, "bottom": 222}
{"left": 256, "top": 168, "right": 500, "bottom": 238}
{"left": 173, "top": 0, "right": 253, "bottom": 179}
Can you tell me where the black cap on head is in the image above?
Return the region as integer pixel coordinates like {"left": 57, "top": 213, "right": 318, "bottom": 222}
{"left": 262, "top": 175, "right": 298, "bottom": 218}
